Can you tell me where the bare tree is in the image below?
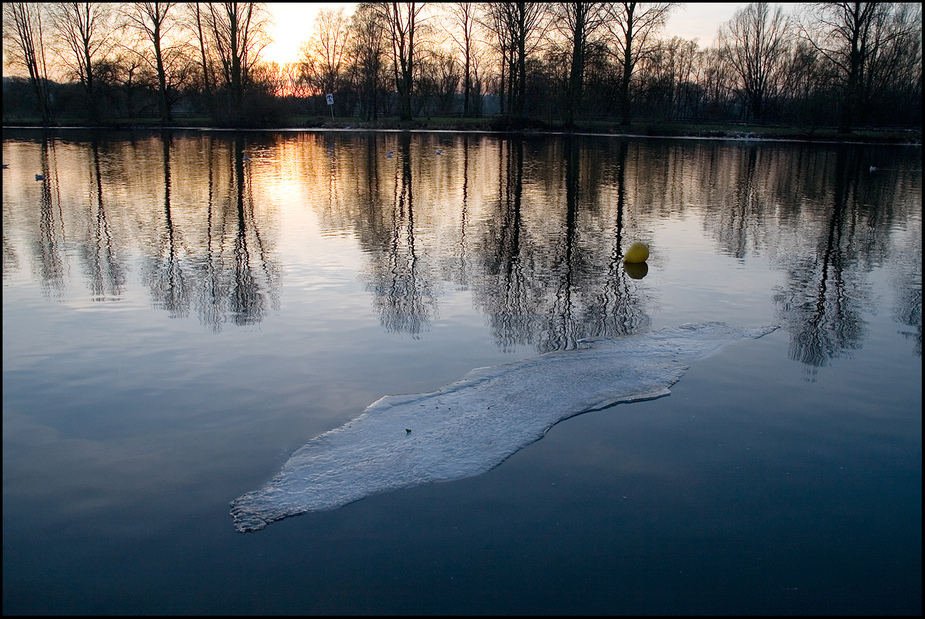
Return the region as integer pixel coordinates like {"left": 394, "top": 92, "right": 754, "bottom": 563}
{"left": 718, "top": 2, "right": 792, "bottom": 122}
{"left": 480, "top": 2, "right": 547, "bottom": 118}
{"left": 466, "top": 31, "right": 488, "bottom": 116}
{"left": 476, "top": 2, "right": 511, "bottom": 114}
{"left": 603, "top": 2, "right": 678, "bottom": 125}
{"left": 699, "top": 45, "right": 737, "bottom": 119}
{"left": 49, "top": 2, "right": 117, "bottom": 121}
{"left": 122, "top": 2, "right": 182, "bottom": 124}
{"left": 797, "top": 2, "right": 922, "bottom": 132}
{"left": 552, "top": 2, "right": 607, "bottom": 127}
{"left": 670, "top": 37, "right": 702, "bottom": 118}
{"left": 780, "top": 39, "right": 828, "bottom": 121}
{"left": 639, "top": 35, "right": 701, "bottom": 120}
{"left": 855, "top": 3, "right": 922, "bottom": 125}
{"left": 205, "top": 2, "right": 272, "bottom": 119}
{"left": 378, "top": 2, "right": 427, "bottom": 120}
{"left": 298, "top": 7, "right": 351, "bottom": 100}
{"left": 347, "top": 3, "right": 388, "bottom": 120}
{"left": 186, "top": 2, "right": 216, "bottom": 108}
{"left": 442, "top": 3, "right": 480, "bottom": 116}
{"left": 415, "top": 47, "right": 460, "bottom": 115}
{"left": 2, "top": 3, "right": 53, "bottom": 123}
{"left": 113, "top": 51, "right": 146, "bottom": 118}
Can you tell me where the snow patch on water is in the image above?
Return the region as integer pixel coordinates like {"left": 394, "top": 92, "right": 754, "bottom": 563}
{"left": 231, "top": 322, "right": 776, "bottom": 531}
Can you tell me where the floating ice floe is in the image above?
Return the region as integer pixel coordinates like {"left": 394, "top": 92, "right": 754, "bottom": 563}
{"left": 231, "top": 322, "right": 776, "bottom": 532}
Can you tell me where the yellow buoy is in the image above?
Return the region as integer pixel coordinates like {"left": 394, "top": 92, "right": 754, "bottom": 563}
{"left": 624, "top": 242, "right": 649, "bottom": 264}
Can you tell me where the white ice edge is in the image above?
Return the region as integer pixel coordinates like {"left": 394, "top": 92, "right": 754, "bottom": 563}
{"left": 231, "top": 322, "right": 777, "bottom": 532}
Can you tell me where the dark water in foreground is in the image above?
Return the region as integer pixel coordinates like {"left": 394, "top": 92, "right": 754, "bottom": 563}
{"left": 3, "top": 129, "right": 921, "bottom": 615}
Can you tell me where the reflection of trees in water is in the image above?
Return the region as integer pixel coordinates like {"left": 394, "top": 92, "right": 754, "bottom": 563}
{"left": 716, "top": 146, "right": 761, "bottom": 259}
{"left": 202, "top": 136, "right": 280, "bottom": 330}
{"left": 310, "top": 132, "right": 650, "bottom": 351}
{"left": 2, "top": 211, "right": 21, "bottom": 279}
{"left": 472, "top": 137, "right": 650, "bottom": 353}
{"left": 687, "top": 141, "right": 920, "bottom": 376}
{"left": 363, "top": 133, "right": 438, "bottom": 337}
{"left": 542, "top": 137, "right": 584, "bottom": 351}
{"left": 31, "top": 136, "right": 67, "bottom": 298}
{"left": 144, "top": 133, "right": 279, "bottom": 331}
{"left": 894, "top": 279, "right": 922, "bottom": 357}
{"left": 891, "top": 215, "right": 922, "bottom": 357}
{"left": 771, "top": 149, "right": 870, "bottom": 379}
{"left": 132, "top": 133, "right": 281, "bottom": 330}
{"left": 226, "top": 136, "right": 279, "bottom": 327}
{"left": 26, "top": 134, "right": 131, "bottom": 302}
{"left": 349, "top": 136, "right": 917, "bottom": 363}
{"left": 583, "top": 141, "right": 652, "bottom": 341}
{"left": 445, "top": 134, "right": 472, "bottom": 290}
{"left": 8, "top": 132, "right": 918, "bottom": 357}
{"left": 474, "top": 137, "right": 538, "bottom": 351}
{"left": 775, "top": 258, "right": 868, "bottom": 380}
{"left": 192, "top": 140, "right": 223, "bottom": 330}
{"left": 7, "top": 132, "right": 280, "bottom": 330}
{"left": 81, "top": 139, "right": 128, "bottom": 301}
{"left": 143, "top": 132, "right": 190, "bottom": 317}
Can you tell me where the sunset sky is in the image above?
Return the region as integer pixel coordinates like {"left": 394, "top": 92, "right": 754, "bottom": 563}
{"left": 262, "top": 2, "right": 751, "bottom": 67}
{"left": 1, "top": 3, "right": 752, "bottom": 78}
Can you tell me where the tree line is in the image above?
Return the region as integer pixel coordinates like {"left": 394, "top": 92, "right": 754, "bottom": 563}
{"left": 3, "top": 2, "right": 921, "bottom": 132}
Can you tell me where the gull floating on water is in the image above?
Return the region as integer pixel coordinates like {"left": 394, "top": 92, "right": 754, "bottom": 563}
{"left": 869, "top": 166, "right": 877, "bottom": 172}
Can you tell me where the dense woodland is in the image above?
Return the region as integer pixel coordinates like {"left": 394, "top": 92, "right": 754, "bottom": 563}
{"left": 3, "top": 2, "right": 922, "bottom": 132}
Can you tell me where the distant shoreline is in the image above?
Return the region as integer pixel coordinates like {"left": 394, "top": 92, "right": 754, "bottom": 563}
{"left": 3, "top": 118, "right": 921, "bottom": 146}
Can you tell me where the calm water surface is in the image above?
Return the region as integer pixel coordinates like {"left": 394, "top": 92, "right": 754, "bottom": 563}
{"left": 3, "top": 129, "right": 921, "bottom": 615}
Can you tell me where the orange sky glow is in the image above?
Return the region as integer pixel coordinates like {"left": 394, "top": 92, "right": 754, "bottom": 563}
{"left": 262, "top": 2, "right": 750, "bottom": 67}
{"left": 2, "top": 3, "right": 751, "bottom": 79}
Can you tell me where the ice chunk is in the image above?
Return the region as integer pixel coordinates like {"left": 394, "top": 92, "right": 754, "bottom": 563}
{"left": 231, "top": 322, "right": 776, "bottom": 531}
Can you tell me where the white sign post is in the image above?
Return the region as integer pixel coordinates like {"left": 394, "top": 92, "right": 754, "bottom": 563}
{"left": 326, "top": 94, "right": 334, "bottom": 121}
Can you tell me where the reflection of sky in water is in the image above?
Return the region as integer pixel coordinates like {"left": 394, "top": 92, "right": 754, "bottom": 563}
{"left": 2, "top": 130, "right": 921, "bottom": 614}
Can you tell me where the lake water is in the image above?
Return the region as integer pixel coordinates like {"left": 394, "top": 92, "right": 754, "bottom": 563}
{"left": 3, "top": 129, "right": 921, "bottom": 615}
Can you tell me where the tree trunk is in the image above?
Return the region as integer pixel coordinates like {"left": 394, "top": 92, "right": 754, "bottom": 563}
{"left": 619, "top": 36, "right": 632, "bottom": 125}
{"left": 565, "top": 8, "right": 586, "bottom": 128}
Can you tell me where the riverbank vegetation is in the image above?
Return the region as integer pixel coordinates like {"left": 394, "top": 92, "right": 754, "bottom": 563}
{"left": 3, "top": 3, "right": 921, "bottom": 139}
